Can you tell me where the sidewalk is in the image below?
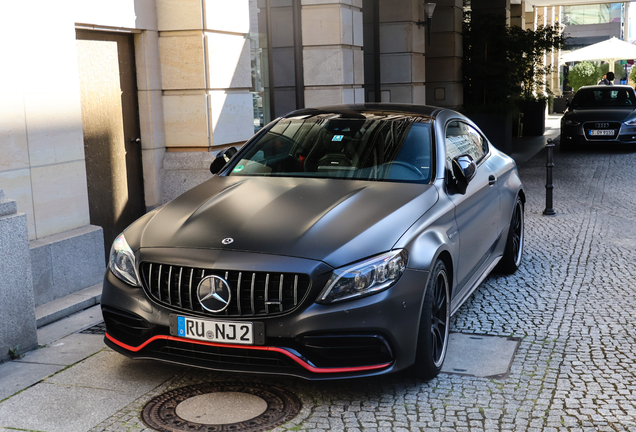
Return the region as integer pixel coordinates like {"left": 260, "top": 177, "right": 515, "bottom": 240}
{"left": 508, "top": 113, "right": 561, "bottom": 165}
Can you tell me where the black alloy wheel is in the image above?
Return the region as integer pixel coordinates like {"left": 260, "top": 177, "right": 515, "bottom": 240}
{"left": 497, "top": 196, "right": 524, "bottom": 274}
{"left": 414, "top": 259, "right": 450, "bottom": 380}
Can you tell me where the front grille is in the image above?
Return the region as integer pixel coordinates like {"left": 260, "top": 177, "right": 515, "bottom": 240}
{"left": 139, "top": 262, "right": 311, "bottom": 317}
{"left": 583, "top": 122, "right": 620, "bottom": 140}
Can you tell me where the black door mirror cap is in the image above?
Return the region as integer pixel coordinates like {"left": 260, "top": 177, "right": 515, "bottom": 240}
{"left": 210, "top": 147, "right": 238, "bottom": 174}
{"left": 452, "top": 154, "right": 477, "bottom": 185}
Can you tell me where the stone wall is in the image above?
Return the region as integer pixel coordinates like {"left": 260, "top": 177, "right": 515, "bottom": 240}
{"left": 30, "top": 225, "right": 105, "bottom": 307}
{"left": 0, "top": 191, "right": 37, "bottom": 362}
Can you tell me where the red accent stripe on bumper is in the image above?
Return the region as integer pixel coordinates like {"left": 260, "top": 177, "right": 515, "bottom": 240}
{"left": 105, "top": 332, "right": 391, "bottom": 374}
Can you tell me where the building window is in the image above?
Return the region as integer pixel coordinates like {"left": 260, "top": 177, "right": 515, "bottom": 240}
{"left": 562, "top": 4, "right": 622, "bottom": 26}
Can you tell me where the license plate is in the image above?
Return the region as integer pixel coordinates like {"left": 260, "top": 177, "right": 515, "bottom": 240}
{"left": 589, "top": 129, "right": 615, "bottom": 136}
{"left": 170, "top": 314, "right": 265, "bottom": 345}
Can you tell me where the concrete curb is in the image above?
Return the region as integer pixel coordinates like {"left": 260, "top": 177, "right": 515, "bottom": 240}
{"left": 35, "top": 284, "right": 102, "bottom": 328}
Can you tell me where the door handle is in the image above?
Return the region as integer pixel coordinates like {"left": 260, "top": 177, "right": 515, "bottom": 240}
{"left": 488, "top": 175, "right": 496, "bottom": 186}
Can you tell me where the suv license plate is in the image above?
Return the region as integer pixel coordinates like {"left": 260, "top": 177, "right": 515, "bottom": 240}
{"left": 170, "top": 315, "right": 258, "bottom": 345}
{"left": 589, "top": 129, "right": 615, "bottom": 136}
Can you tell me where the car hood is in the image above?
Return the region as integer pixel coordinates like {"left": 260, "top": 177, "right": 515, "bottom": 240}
{"left": 136, "top": 176, "right": 438, "bottom": 268}
{"left": 567, "top": 108, "right": 635, "bottom": 122}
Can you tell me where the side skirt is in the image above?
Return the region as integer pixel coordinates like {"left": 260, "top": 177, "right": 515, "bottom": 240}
{"left": 449, "top": 255, "right": 502, "bottom": 316}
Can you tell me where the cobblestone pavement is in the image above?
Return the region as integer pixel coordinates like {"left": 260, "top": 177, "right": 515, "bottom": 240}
{"left": 92, "top": 145, "right": 636, "bottom": 432}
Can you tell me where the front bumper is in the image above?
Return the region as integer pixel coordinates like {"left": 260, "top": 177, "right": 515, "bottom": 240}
{"left": 561, "top": 123, "right": 636, "bottom": 145}
{"left": 101, "top": 250, "right": 429, "bottom": 380}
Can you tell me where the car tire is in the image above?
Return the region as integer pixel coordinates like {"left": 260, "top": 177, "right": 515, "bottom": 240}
{"left": 497, "top": 196, "right": 524, "bottom": 274}
{"left": 413, "top": 259, "right": 450, "bottom": 381}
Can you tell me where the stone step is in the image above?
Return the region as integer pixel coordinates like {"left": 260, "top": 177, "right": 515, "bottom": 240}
{"left": 34, "top": 284, "right": 102, "bottom": 328}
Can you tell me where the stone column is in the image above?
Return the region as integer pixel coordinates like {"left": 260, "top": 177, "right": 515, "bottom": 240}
{"left": 157, "top": 0, "right": 253, "bottom": 150}
{"left": 157, "top": 0, "right": 254, "bottom": 202}
{"left": 375, "top": 0, "right": 426, "bottom": 104}
{"left": 525, "top": 9, "right": 536, "bottom": 31}
{"left": 0, "top": 190, "right": 37, "bottom": 362}
{"left": 302, "top": 0, "right": 364, "bottom": 106}
{"left": 425, "top": 0, "right": 463, "bottom": 108}
{"left": 135, "top": 31, "right": 166, "bottom": 210}
{"left": 471, "top": 0, "right": 511, "bottom": 25}
{"left": 510, "top": 1, "right": 526, "bottom": 28}
{"left": 543, "top": 7, "right": 560, "bottom": 97}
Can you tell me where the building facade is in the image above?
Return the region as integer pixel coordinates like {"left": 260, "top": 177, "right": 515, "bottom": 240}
{"left": 0, "top": 0, "right": 597, "bottom": 358}
{"left": 0, "top": 0, "right": 463, "bottom": 358}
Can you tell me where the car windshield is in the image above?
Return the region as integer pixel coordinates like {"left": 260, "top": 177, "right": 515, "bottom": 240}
{"left": 228, "top": 116, "right": 433, "bottom": 183}
{"left": 571, "top": 88, "right": 636, "bottom": 108}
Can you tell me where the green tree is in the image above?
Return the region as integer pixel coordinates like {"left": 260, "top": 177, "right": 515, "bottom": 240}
{"left": 598, "top": 62, "right": 626, "bottom": 82}
{"left": 568, "top": 61, "right": 599, "bottom": 91}
{"left": 507, "top": 24, "right": 567, "bottom": 101}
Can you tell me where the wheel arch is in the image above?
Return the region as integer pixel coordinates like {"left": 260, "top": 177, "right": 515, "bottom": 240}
{"left": 435, "top": 250, "right": 454, "bottom": 299}
{"left": 409, "top": 242, "right": 455, "bottom": 329}
{"left": 518, "top": 188, "right": 526, "bottom": 205}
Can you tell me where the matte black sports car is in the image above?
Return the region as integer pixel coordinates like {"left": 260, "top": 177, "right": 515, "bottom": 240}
{"left": 102, "top": 104, "right": 524, "bottom": 380}
{"left": 561, "top": 85, "right": 636, "bottom": 150}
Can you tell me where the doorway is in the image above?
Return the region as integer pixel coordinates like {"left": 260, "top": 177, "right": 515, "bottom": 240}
{"left": 76, "top": 30, "right": 146, "bottom": 259}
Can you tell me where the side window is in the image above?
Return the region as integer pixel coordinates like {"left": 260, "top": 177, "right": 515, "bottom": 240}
{"left": 445, "top": 121, "right": 488, "bottom": 164}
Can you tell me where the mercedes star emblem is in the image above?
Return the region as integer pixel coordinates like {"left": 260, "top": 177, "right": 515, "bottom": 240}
{"left": 197, "top": 275, "right": 231, "bottom": 313}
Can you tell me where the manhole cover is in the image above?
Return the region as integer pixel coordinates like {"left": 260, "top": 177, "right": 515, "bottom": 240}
{"left": 141, "top": 382, "right": 302, "bottom": 432}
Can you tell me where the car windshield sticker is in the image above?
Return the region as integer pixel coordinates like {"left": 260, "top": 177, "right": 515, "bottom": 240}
{"left": 233, "top": 165, "right": 245, "bottom": 172}
{"left": 332, "top": 135, "right": 344, "bottom": 141}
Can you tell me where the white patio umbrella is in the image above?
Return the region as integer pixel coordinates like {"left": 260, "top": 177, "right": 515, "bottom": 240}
{"left": 560, "top": 37, "right": 636, "bottom": 72}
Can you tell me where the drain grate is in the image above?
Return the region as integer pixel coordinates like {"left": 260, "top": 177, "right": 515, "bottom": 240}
{"left": 79, "top": 321, "right": 106, "bottom": 335}
{"left": 141, "top": 382, "right": 302, "bottom": 432}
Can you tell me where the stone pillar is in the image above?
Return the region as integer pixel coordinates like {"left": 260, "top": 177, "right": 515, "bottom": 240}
{"left": 375, "top": 0, "right": 426, "bottom": 104}
{"left": 157, "top": 0, "right": 254, "bottom": 150}
{"left": 544, "top": 7, "right": 560, "bottom": 97}
{"left": 425, "top": 0, "right": 463, "bottom": 108}
{"left": 471, "top": 0, "right": 511, "bottom": 25}
{"left": 526, "top": 9, "right": 537, "bottom": 31}
{"left": 510, "top": 1, "right": 526, "bottom": 28}
{"left": 0, "top": 190, "right": 37, "bottom": 362}
{"left": 302, "top": 0, "right": 364, "bottom": 106}
{"left": 625, "top": 4, "right": 630, "bottom": 47}
{"left": 135, "top": 31, "right": 166, "bottom": 210}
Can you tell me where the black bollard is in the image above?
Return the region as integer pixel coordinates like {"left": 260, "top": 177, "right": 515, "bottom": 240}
{"left": 543, "top": 138, "right": 556, "bottom": 216}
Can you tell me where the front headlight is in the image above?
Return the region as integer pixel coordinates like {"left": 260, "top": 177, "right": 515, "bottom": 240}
{"left": 624, "top": 119, "right": 636, "bottom": 126}
{"left": 108, "top": 233, "right": 141, "bottom": 287}
{"left": 564, "top": 119, "right": 580, "bottom": 126}
{"left": 317, "top": 250, "right": 408, "bottom": 304}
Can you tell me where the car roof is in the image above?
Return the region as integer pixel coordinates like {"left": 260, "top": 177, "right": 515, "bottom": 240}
{"left": 578, "top": 85, "right": 635, "bottom": 91}
{"left": 281, "top": 103, "right": 445, "bottom": 121}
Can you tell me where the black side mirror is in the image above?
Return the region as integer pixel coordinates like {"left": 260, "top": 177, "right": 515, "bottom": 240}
{"left": 210, "top": 147, "right": 238, "bottom": 174}
{"left": 565, "top": 98, "right": 570, "bottom": 107}
{"left": 451, "top": 154, "right": 476, "bottom": 193}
